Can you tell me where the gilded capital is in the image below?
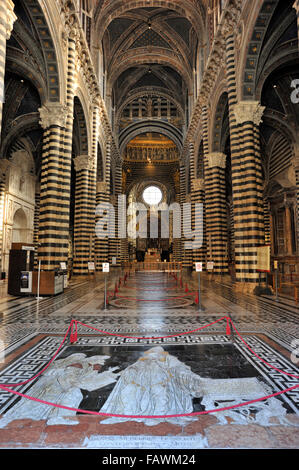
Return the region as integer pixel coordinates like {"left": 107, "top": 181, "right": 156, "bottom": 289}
{"left": 39, "top": 103, "right": 69, "bottom": 129}
{"left": 206, "top": 153, "right": 227, "bottom": 169}
{"left": 233, "top": 101, "right": 265, "bottom": 126}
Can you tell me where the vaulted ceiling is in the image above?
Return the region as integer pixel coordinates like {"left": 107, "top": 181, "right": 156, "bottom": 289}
{"left": 93, "top": 2, "right": 207, "bottom": 147}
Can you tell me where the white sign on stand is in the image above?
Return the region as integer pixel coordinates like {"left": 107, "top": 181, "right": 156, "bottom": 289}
{"left": 207, "top": 262, "right": 214, "bottom": 271}
{"left": 102, "top": 263, "right": 110, "bottom": 273}
{"left": 88, "top": 262, "right": 95, "bottom": 272}
{"left": 195, "top": 263, "right": 203, "bottom": 272}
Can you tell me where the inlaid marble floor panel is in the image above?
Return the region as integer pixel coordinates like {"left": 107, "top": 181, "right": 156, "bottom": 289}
{"left": 0, "top": 272, "right": 298, "bottom": 449}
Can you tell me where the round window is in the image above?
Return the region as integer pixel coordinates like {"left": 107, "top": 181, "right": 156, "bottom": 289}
{"left": 143, "top": 186, "right": 163, "bottom": 206}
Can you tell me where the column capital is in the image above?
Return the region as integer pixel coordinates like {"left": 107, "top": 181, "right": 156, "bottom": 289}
{"left": 97, "top": 181, "right": 108, "bottom": 193}
{"left": 233, "top": 101, "right": 265, "bottom": 125}
{"left": 74, "top": 155, "right": 94, "bottom": 172}
{"left": 206, "top": 152, "right": 227, "bottom": 169}
{"left": 39, "top": 102, "right": 69, "bottom": 129}
{"left": 192, "top": 178, "right": 205, "bottom": 192}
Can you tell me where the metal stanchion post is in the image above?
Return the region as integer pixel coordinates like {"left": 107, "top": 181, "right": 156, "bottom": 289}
{"left": 198, "top": 271, "right": 201, "bottom": 311}
{"left": 36, "top": 259, "right": 42, "bottom": 301}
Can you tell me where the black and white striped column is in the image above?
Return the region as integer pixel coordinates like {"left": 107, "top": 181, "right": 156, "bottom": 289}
{"left": 224, "top": 29, "right": 265, "bottom": 289}
{"left": 180, "top": 164, "right": 191, "bottom": 269}
{"left": 189, "top": 142, "right": 205, "bottom": 268}
{"left": 114, "top": 162, "right": 123, "bottom": 267}
{"left": 293, "top": 153, "right": 299, "bottom": 250}
{"left": 38, "top": 103, "right": 69, "bottom": 270}
{"left": 95, "top": 140, "right": 111, "bottom": 270}
{"left": 204, "top": 152, "right": 228, "bottom": 274}
{"left": 88, "top": 104, "right": 100, "bottom": 270}
{"left": 232, "top": 101, "right": 266, "bottom": 287}
{"left": 0, "top": 0, "right": 16, "bottom": 138}
{"left": 33, "top": 183, "right": 40, "bottom": 268}
{"left": 73, "top": 155, "right": 94, "bottom": 275}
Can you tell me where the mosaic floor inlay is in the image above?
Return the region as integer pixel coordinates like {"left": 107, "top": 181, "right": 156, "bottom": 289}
{"left": 0, "top": 272, "right": 298, "bottom": 449}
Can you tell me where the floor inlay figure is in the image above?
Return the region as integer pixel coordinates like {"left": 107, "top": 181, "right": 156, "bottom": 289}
{"left": 0, "top": 353, "right": 120, "bottom": 428}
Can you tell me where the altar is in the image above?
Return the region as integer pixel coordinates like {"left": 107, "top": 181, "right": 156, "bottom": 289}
{"left": 144, "top": 249, "right": 161, "bottom": 262}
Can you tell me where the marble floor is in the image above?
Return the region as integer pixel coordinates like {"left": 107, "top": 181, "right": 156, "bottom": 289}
{"left": 0, "top": 270, "right": 298, "bottom": 450}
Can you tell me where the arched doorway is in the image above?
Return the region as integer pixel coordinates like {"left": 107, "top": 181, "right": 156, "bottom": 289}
{"left": 12, "top": 208, "right": 29, "bottom": 244}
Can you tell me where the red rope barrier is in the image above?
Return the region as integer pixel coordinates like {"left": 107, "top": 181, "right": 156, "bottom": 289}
{"left": 0, "top": 316, "right": 298, "bottom": 420}
{"left": 0, "top": 379, "right": 297, "bottom": 420}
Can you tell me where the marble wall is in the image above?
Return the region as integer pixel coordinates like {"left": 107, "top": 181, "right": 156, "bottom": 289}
{"left": 2, "top": 150, "right": 36, "bottom": 273}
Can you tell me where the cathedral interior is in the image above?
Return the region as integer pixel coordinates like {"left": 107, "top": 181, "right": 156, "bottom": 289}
{"left": 0, "top": 0, "right": 298, "bottom": 453}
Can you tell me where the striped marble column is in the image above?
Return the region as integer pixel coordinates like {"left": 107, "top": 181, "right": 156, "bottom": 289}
{"left": 224, "top": 29, "right": 263, "bottom": 289}
{"left": 172, "top": 193, "right": 182, "bottom": 263}
{"left": 263, "top": 198, "right": 271, "bottom": 245}
{"left": 114, "top": 163, "right": 123, "bottom": 267}
{"left": 38, "top": 103, "right": 69, "bottom": 270}
{"left": 189, "top": 142, "right": 205, "bottom": 268}
{"left": 108, "top": 194, "right": 118, "bottom": 265}
{"left": 180, "top": 164, "right": 191, "bottom": 269}
{"left": 0, "top": 0, "right": 16, "bottom": 138}
{"left": 204, "top": 152, "right": 228, "bottom": 274}
{"left": 0, "top": 176, "right": 6, "bottom": 274}
{"left": 0, "top": 159, "right": 9, "bottom": 274}
{"left": 73, "top": 155, "right": 94, "bottom": 275}
{"left": 33, "top": 183, "right": 40, "bottom": 268}
{"left": 88, "top": 104, "right": 100, "bottom": 268}
{"left": 201, "top": 104, "right": 212, "bottom": 269}
{"left": 191, "top": 178, "right": 205, "bottom": 266}
{"left": 232, "top": 101, "right": 266, "bottom": 287}
{"left": 293, "top": 152, "right": 299, "bottom": 250}
{"left": 95, "top": 141, "right": 111, "bottom": 270}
